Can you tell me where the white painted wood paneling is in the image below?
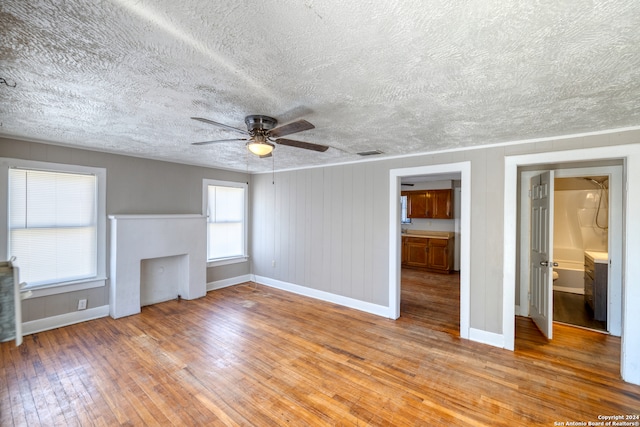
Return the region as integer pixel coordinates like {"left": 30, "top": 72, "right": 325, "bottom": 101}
{"left": 371, "top": 162, "right": 390, "bottom": 306}
{"left": 309, "top": 168, "right": 325, "bottom": 291}
{"left": 362, "top": 163, "right": 375, "bottom": 303}
{"left": 252, "top": 160, "right": 393, "bottom": 305}
{"left": 329, "top": 167, "right": 345, "bottom": 296}
{"left": 321, "top": 168, "right": 334, "bottom": 294}
{"left": 350, "top": 164, "right": 366, "bottom": 299}
{"left": 299, "top": 169, "right": 308, "bottom": 284}
{"left": 467, "top": 147, "right": 488, "bottom": 330}
{"left": 484, "top": 147, "right": 506, "bottom": 333}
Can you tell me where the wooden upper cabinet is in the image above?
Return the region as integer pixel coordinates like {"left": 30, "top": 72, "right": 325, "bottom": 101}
{"left": 404, "top": 189, "right": 453, "bottom": 219}
{"left": 406, "top": 191, "right": 428, "bottom": 218}
{"left": 430, "top": 189, "right": 453, "bottom": 219}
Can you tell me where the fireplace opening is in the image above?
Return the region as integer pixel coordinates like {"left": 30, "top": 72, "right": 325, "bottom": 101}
{"left": 140, "top": 254, "right": 188, "bottom": 307}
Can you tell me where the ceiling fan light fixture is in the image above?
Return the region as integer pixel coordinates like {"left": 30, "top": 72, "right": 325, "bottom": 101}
{"left": 247, "top": 139, "right": 275, "bottom": 156}
{"left": 192, "top": 114, "right": 328, "bottom": 156}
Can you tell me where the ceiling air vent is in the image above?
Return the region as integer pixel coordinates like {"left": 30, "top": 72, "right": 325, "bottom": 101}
{"left": 357, "top": 150, "right": 383, "bottom": 156}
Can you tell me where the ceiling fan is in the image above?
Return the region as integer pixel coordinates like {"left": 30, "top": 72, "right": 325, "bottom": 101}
{"left": 191, "top": 115, "right": 329, "bottom": 157}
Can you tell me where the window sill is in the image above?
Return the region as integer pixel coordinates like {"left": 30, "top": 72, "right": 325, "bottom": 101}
{"left": 207, "top": 256, "right": 249, "bottom": 268}
{"left": 23, "top": 277, "right": 107, "bottom": 298}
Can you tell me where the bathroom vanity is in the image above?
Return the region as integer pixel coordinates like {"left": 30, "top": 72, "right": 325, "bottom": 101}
{"left": 584, "top": 251, "right": 608, "bottom": 322}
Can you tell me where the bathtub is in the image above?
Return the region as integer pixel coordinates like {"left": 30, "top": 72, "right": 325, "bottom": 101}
{"left": 553, "top": 247, "right": 585, "bottom": 294}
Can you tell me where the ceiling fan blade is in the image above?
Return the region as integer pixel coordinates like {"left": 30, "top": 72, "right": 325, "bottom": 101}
{"left": 191, "top": 117, "right": 248, "bottom": 134}
{"left": 275, "top": 138, "right": 329, "bottom": 152}
{"left": 269, "top": 119, "right": 315, "bottom": 138}
{"left": 192, "top": 138, "right": 247, "bottom": 146}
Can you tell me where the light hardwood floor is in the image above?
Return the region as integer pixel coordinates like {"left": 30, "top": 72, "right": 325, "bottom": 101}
{"left": 1, "top": 271, "right": 639, "bottom": 426}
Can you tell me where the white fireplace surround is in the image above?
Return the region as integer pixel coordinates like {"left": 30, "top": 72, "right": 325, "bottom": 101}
{"left": 109, "top": 214, "right": 207, "bottom": 318}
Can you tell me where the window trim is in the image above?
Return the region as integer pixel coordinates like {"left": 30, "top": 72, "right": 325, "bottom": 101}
{"left": 1, "top": 158, "right": 107, "bottom": 295}
{"left": 202, "top": 178, "right": 249, "bottom": 267}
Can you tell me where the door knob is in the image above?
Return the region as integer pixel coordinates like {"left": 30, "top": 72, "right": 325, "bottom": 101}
{"left": 540, "top": 261, "right": 559, "bottom": 267}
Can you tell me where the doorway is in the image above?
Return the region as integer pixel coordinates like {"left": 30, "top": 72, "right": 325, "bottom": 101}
{"left": 518, "top": 164, "right": 622, "bottom": 338}
{"left": 553, "top": 174, "right": 609, "bottom": 332}
{"left": 389, "top": 162, "right": 471, "bottom": 340}
{"left": 399, "top": 176, "right": 461, "bottom": 334}
{"left": 503, "top": 143, "right": 640, "bottom": 384}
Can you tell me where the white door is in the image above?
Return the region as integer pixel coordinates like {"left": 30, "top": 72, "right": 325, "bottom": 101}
{"left": 530, "top": 171, "right": 555, "bottom": 339}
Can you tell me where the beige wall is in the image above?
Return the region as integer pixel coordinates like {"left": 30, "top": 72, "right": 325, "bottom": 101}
{"left": 1, "top": 137, "right": 251, "bottom": 322}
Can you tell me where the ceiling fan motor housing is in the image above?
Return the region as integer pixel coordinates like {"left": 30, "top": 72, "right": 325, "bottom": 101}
{"left": 245, "top": 115, "right": 278, "bottom": 133}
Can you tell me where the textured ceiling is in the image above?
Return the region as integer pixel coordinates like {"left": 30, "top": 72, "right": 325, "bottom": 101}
{"left": 2, "top": 1, "right": 640, "bottom": 173}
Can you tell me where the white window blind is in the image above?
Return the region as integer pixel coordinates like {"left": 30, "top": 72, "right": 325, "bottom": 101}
{"left": 9, "top": 168, "right": 98, "bottom": 286}
{"left": 206, "top": 184, "right": 245, "bottom": 260}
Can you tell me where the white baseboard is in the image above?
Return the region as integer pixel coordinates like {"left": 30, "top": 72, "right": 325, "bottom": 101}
{"left": 22, "top": 305, "right": 110, "bottom": 336}
{"left": 254, "top": 275, "right": 392, "bottom": 318}
{"left": 206, "top": 274, "right": 254, "bottom": 291}
{"left": 553, "top": 285, "right": 584, "bottom": 295}
{"left": 469, "top": 327, "right": 505, "bottom": 348}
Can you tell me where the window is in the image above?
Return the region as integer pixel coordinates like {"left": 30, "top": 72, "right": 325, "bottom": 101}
{"left": 1, "top": 158, "right": 106, "bottom": 293}
{"left": 401, "top": 195, "right": 411, "bottom": 224}
{"left": 203, "top": 179, "right": 248, "bottom": 264}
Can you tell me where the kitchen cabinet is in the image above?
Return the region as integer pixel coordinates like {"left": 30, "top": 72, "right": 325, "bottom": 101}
{"left": 427, "top": 238, "right": 450, "bottom": 271}
{"left": 404, "top": 237, "right": 429, "bottom": 268}
{"left": 405, "top": 191, "right": 428, "bottom": 218}
{"left": 403, "top": 189, "right": 453, "bottom": 219}
{"left": 430, "top": 189, "right": 453, "bottom": 219}
{"left": 401, "top": 233, "right": 454, "bottom": 273}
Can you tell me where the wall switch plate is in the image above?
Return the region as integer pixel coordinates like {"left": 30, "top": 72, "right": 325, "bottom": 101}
{"left": 77, "top": 299, "right": 87, "bottom": 310}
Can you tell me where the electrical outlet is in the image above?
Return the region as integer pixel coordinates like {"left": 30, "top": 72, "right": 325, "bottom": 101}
{"left": 272, "top": 260, "right": 276, "bottom": 267}
{"left": 77, "top": 299, "right": 87, "bottom": 310}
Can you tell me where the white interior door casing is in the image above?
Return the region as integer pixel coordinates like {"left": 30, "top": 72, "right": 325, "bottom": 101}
{"left": 530, "top": 171, "right": 554, "bottom": 339}
{"left": 518, "top": 165, "right": 622, "bottom": 336}
{"left": 504, "top": 142, "right": 640, "bottom": 385}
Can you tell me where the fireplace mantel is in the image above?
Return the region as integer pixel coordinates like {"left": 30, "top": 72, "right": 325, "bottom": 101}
{"left": 109, "top": 214, "right": 207, "bottom": 318}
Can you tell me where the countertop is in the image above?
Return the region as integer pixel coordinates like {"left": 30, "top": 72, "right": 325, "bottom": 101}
{"left": 585, "top": 250, "right": 608, "bottom": 264}
{"left": 401, "top": 230, "right": 454, "bottom": 239}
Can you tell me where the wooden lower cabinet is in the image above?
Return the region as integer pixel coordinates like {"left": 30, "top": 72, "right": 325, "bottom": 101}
{"left": 427, "top": 238, "right": 450, "bottom": 271}
{"left": 404, "top": 237, "right": 429, "bottom": 268}
{"left": 401, "top": 235, "right": 454, "bottom": 273}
